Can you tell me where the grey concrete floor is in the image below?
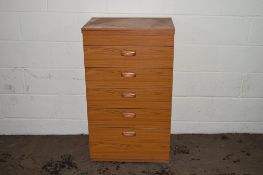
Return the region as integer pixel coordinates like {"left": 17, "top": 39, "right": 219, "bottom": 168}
{"left": 0, "top": 134, "right": 262, "bottom": 175}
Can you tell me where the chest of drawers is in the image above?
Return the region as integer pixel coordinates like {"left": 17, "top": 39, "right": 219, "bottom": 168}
{"left": 82, "top": 17, "right": 175, "bottom": 162}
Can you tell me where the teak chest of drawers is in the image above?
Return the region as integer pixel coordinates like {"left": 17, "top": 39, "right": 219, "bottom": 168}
{"left": 82, "top": 17, "right": 175, "bottom": 162}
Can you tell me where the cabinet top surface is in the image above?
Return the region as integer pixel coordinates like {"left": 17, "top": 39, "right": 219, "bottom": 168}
{"left": 82, "top": 17, "right": 175, "bottom": 31}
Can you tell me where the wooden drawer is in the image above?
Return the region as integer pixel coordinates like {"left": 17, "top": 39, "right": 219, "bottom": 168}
{"left": 88, "top": 109, "right": 171, "bottom": 128}
{"left": 89, "top": 127, "right": 170, "bottom": 161}
{"left": 82, "top": 30, "right": 174, "bottom": 47}
{"left": 84, "top": 46, "right": 173, "bottom": 68}
{"left": 82, "top": 17, "right": 175, "bottom": 162}
{"left": 86, "top": 81, "right": 172, "bottom": 89}
{"left": 87, "top": 88, "right": 171, "bottom": 101}
{"left": 85, "top": 68, "right": 173, "bottom": 89}
{"left": 88, "top": 100, "right": 171, "bottom": 109}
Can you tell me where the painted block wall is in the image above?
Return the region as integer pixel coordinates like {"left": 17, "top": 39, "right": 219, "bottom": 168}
{"left": 0, "top": 0, "right": 263, "bottom": 134}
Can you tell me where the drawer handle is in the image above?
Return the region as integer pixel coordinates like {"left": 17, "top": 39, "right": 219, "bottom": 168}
{"left": 121, "top": 72, "right": 136, "bottom": 78}
{"left": 122, "top": 112, "right": 136, "bottom": 118}
{"left": 122, "top": 131, "right": 136, "bottom": 137}
{"left": 122, "top": 92, "right": 136, "bottom": 98}
{"left": 121, "top": 50, "right": 136, "bottom": 57}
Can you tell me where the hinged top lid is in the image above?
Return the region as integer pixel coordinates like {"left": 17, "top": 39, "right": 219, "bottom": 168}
{"left": 81, "top": 17, "right": 175, "bottom": 33}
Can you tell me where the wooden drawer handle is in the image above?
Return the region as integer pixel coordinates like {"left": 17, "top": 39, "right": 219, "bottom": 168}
{"left": 120, "top": 50, "right": 136, "bottom": 57}
{"left": 122, "top": 112, "right": 136, "bottom": 118}
{"left": 122, "top": 92, "right": 136, "bottom": 98}
{"left": 121, "top": 72, "right": 136, "bottom": 78}
{"left": 122, "top": 131, "right": 136, "bottom": 137}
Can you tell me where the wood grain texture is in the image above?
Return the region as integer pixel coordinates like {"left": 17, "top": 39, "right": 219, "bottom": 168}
{"left": 85, "top": 68, "right": 173, "bottom": 84}
{"left": 87, "top": 88, "right": 171, "bottom": 102}
{"left": 82, "top": 18, "right": 175, "bottom": 32}
{"left": 86, "top": 88, "right": 172, "bottom": 109}
{"left": 89, "top": 127, "right": 170, "bottom": 161}
{"left": 88, "top": 108, "right": 171, "bottom": 128}
{"left": 84, "top": 46, "right": 174, "bottom": 68}
{"left": 82, "top": 17, "right": 175, "bottom": 162}
{"left": 87, "top": 100, "right": 172, "bottom": 109}
{"left": 82, "top": 31, "right": 174, "bottom": 46}
{"left": 86, "top": 81, "right": 173, "bottom": 89}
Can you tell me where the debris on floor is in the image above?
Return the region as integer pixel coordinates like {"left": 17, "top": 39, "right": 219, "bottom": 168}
{"left": 0, "top": 134, "right": 262, "bottom": 175}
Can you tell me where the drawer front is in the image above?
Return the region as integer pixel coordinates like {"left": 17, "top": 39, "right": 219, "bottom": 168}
{"left": 83, "top": 31, "right": 174, "bottom": 46}
{"left": 86, "top": 68, "right": 173, "bottom": 89}
{"left": 87, "top": 88, "right": 171, "bottom": 101}
{"left": 86, "top": 81, "right": 172, "bottom": 89}
{"left": 89, "top": 127, "right": 170, "bottom": 161}
{"left": 88, "top": 109, "right": 171, "bottom": 128}
{"left": 88, "top": 100, "right": 171, "bottom": 109}
{"left": 84, "top": 46, "right": 173, "bottom": 68}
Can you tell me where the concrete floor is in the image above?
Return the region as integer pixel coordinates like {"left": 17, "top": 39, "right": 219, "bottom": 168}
{"left": 0, "top": 134, "right": 262, "bottom": 175}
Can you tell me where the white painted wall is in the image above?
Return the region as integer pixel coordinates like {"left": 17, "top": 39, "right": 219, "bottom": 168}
{"left": 0, "top": 0, "right": 263, "bottom": 134}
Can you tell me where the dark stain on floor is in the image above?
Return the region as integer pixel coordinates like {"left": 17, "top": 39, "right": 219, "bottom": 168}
{"left": 174, "top": 145, "right": 190, "bottom": 154}
{"left": 221, "top": 135, "right": 230, "bottom": 140}
{"left": 0, "top": 153, "right": 12, "bottom": 163}
{"left": 0, "top": 134, "right": 262, "bottom": 175}
{"left": 223, "top": 153, "right": 234, "bottom": 160}
{"left": 140, "top": 165, "right": 174, "bottom": 175}
{"left": 41, "top": 154, "right": 78, "bottom": 175}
